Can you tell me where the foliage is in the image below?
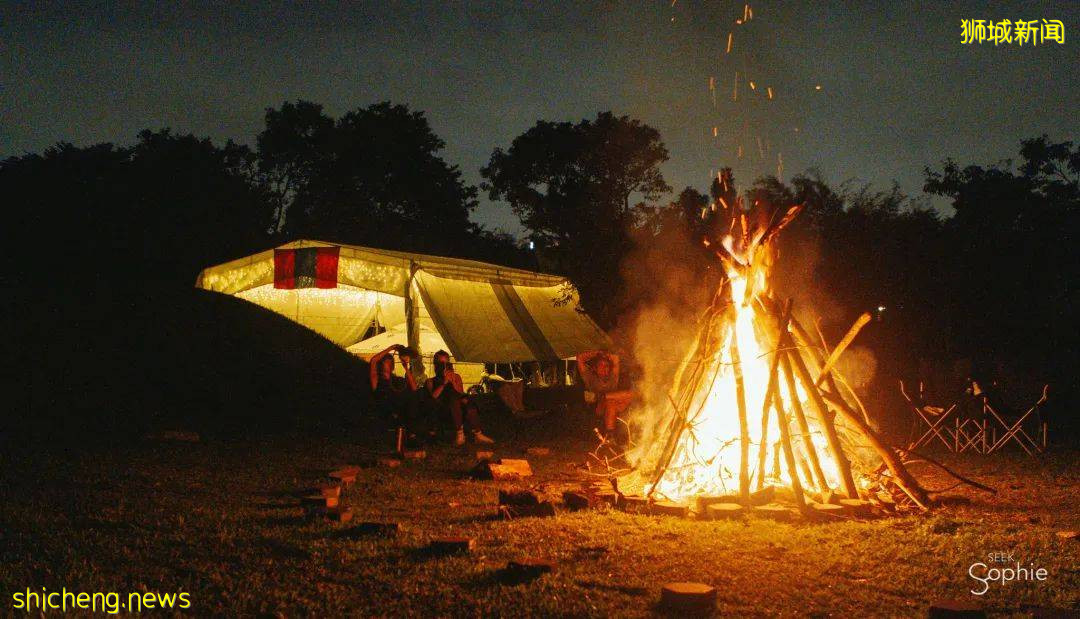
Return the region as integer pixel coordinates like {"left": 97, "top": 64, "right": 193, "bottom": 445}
{"left": 482, "top": 112, "right": 670, "bottom": 326}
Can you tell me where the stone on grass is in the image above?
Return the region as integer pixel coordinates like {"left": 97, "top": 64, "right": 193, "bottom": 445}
{"left": 660, "top": 582, "right": 717, "bottom": 612}
{"left": 649, "top": 500, "right": 689, "bottom": 518}
{"left": 927, "top": 599, "right": 985, "bottom": 618}
{"left": 428, "top": 537, "right": 475, "bottom": 555}
{"left": 706, "top": 503, "right": 745, "bottom": 520}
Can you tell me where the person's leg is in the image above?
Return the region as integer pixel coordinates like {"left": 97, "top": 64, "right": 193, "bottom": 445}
{"left": 462, "top": 397, "right": 494, "bottom": 444}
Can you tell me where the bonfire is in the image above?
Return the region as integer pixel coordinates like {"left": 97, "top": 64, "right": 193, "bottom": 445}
{"left": 626, "top": 193, "right": 934, "bottom": 514}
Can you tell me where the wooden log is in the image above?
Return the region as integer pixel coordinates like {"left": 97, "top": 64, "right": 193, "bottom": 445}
{"left": 818, "top": 391, "right": 929, "bottom": 509}
{"left": 769, "top": 386, "right": 807, "bottom": 512}
{"left": 814, "top": 312, "right": 872, "bottom": 387}
{"left": 755, "top": 303, "right": 790, "bottom": 490}
{"left": 782, "top": 344, "right": 859, "bottom": 498}
{"left": 729, "top": 316, "right": 751, "bottom": 505}
{"left": 779, "top": 342, "right": 830, "bottom": 493}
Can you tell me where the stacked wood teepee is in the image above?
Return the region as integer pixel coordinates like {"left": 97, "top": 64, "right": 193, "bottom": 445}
{"left": 637, "top": 197, "right": 932, "bottom": 513}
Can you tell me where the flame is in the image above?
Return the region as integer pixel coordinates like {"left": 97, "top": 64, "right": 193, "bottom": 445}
{"left": 640, "top": 235, "right": 843, "bottom": 502}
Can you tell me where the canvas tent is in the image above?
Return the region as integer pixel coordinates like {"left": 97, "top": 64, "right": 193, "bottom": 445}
{"left": 195, "top": 240, "right": 610, "bottom": 375}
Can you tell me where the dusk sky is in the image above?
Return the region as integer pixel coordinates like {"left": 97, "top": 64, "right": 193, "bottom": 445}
{"left": 3, "top": 1, "right": 1077, "bottom": 233}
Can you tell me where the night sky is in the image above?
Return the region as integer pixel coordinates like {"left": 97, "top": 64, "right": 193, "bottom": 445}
{"left": 3, "top": 1, "right": 1077, "bottom": 233}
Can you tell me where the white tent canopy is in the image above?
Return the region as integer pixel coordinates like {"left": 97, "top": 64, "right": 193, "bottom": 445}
{"left": 195, "top": 240, "right": 610, "bottom": 363}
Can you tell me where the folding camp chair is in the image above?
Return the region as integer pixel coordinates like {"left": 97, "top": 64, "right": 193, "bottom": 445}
{"left": 901, "top": 380, "right": 958, "bottom": 451}
{"left": 987, "top": 385, "right": 1049, "bottom": 455}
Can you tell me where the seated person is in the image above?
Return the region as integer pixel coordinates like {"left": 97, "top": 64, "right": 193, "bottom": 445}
{"left": 423, "top": 350, "right": 494, "bottom": 446}
{"left": 577, "top": 350, "right": 635, "bottom": 441}
{"left": 369, "top": 344, "right": 420, "bottom": 445}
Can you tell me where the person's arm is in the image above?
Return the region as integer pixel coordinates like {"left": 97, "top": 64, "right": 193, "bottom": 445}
{"left": 369, "top": 344, "right": 400, "bottom": 391}
{"left": 400, "top": 354, "right": 418, "bottom": 391}
{"left": 447, "top": 371, "right": 465, "bottom": 396}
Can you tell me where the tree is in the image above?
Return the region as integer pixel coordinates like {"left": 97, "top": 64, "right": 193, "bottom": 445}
{"left": 481, "top": 112, "right": 670, "bottom": 326}
{"left": 256, "top": 101, "right": 479, "bottom": 256}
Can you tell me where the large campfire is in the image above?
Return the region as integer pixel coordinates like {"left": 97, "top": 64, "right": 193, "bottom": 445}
{"left": 627, "top": 194, "right": 932, "bottom": 514}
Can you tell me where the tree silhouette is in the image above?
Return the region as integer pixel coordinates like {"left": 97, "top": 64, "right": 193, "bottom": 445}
{"left": 481, "top": 112, "right": 670, "bottom": 326}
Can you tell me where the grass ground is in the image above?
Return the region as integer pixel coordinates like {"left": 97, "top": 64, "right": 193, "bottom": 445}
{"left": 1, "top": 411, "right": 1077, "bottom": 617}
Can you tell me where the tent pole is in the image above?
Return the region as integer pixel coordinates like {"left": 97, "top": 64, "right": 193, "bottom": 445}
{"left": 405, "top": 262, "right": 422, "bottom": 378}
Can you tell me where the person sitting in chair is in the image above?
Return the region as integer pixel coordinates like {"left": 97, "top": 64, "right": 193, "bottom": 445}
{"left": 424, "top": 350, "right": 494, "bottom": 446}
{"left": 577, "top": 350, "right": 635, "bottom": 443}
{"left": 369, "top": 344, "right": 420, "bottom": 446}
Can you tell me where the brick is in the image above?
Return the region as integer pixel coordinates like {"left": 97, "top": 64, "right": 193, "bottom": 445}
{"left": 428, "top": 537, "right": 475, "bottom": 555}
{"left": 660, "top": 582, "right": 716, "bottom": 612}
{"left": 706, "top": 503, "right": 745, "bottom": 520}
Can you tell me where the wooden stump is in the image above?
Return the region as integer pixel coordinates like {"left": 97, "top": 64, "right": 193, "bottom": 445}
{"left": 329, "top": 467, "right": 360, "bottom": 486}
{"left": 838, "top": 498, "right": 874, "bottom": 517}
{"left": 377, "top": 457, "right": 401, "bottom": 468}
{"left": 706, "top": 503, "right": 745, "bottom": 520}
{"left": 595, "top": 490, "right": 619, "bottom": 507}
{"left": 660, "top": 582, "right": 717, "bottom": 612}
{"left": 428, "top": 537, "right": 475, "bottom": 555}
{"left": 809, "top": 502, "right": 845, "bottom": 520}
{"left": 752, "top": 504, "right": 796, "bottom": 522}
{"left": 649, "top": 500, "right": 689, "bottom": 518}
